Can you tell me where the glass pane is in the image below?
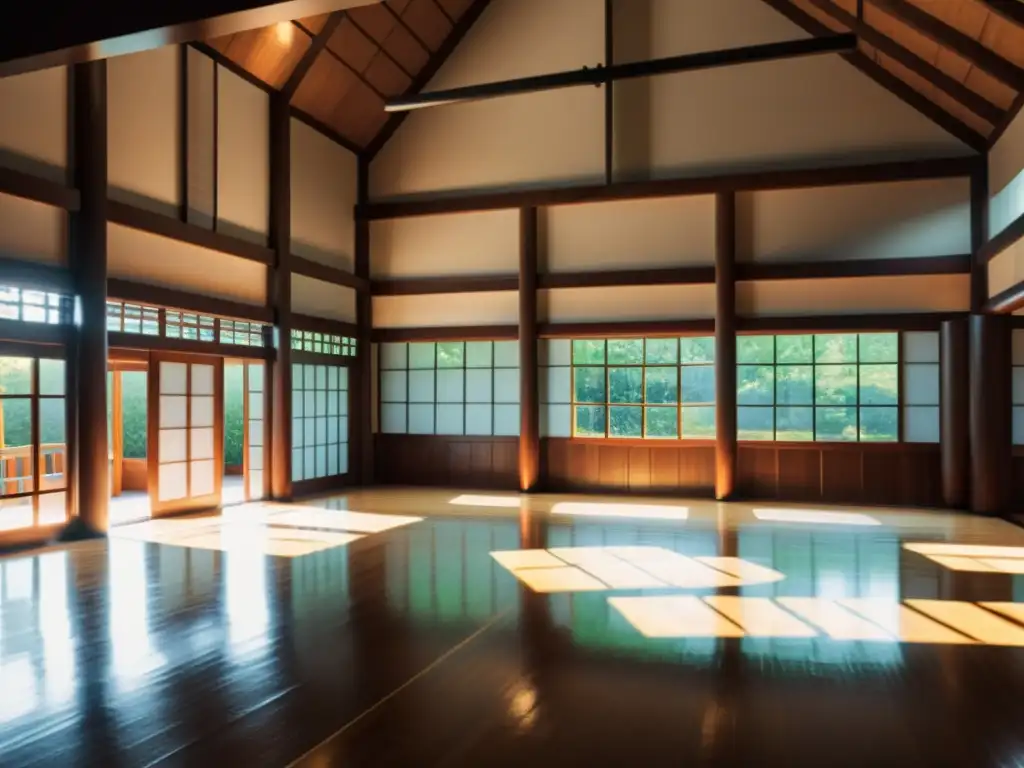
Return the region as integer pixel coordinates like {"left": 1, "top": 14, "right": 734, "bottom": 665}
{"left": 645, "top": 407, "right": 678, "bottom": 438}
{"left": 249, "top": 391, "right": 264, "bottom": 416}
{"left": 158, "top": 462, "right": 188, "bottom": 502}
{"left": 859, "top": 333, "right": 898, "bottom": 363}
{"left": 776, "top": 406, "right": 813, "bottom": 441}
{"left": 39, "top": 400, "right": 66, "bottom": 490}
{"left": 815, "top": 365, "right": 857, "bottom": 405}
{"left": 0, "top": 357, "right": 33, "bottom": 395}
{"left": 775, "top": 335, "right": 812, "bottom": 364}
{"left": 609, "top": 406, "right": 642, "bottom": 437}
{"left": 860, "top": 364, "right": 898, "bottom": 405}
{"left": 609, "top": 367, "right": 642, "bottom": 404}
{"left": 122, "top": 372, "right": 148, "bottom": 459}
{"left": 680, "top": 337, "right": 715, "bottom": 363}
{"left": 190, "top": 459, "right": 215, "bottom": 496}
{"left": 681, "top": 406, "right": 716, "bottom": 438}
{"left": 816, "top": 407, "right": 857, "bottom": 441}
{"left": 304, "top": 447, "right": 315, "bottom": 478}
{"left": 249, "top": 445, "right": 263, "bottom": 471}
{"left": 191, "top": 427, "right": 214, "bottom": 460}
{"left": 738, "top": 406, "right": 773, "bottom": 440}
{"left": 645, "top": 338, "right": 679, "bottom": 364}
{"left": 436, "top": 404, "right": 464, "bottom": 435}
{"left": 249, "top": 470, "right": 263, "bottom": 500}
{"left": 572, "top": 340, "right": 605, "bottom": 365}
{"left": 315, "top": 445, "right": 327, "bottom": 478}
{"left": 191, "top": 395, "right": 214, "bottom": 427}
{"left": 494, "top": 340, "right": 519, "bottom": 368}
{"left": 160, "top": 362, "right": 187, "bottom": 394}
{"left": 39, "top": 397, "right": 65, "bottom": 444}
{"left": 248, "top": 363, "right": 264, "bottom": 392}
{"left": 645, "top": 367, "right": 678, "bottom": 404}
{"left": 381, "top": 371, "right": 408, "bottom": 403}
{"left": 574, "top": 405, "right": 606, "bottom": 437}
{"left": 776, "top": 365, "right": 812, "bottom": 405}
{"left": 574, "top": 367, "right": 605, "bottom": 404}
{"left": 249, "top": 419, "right": 263, "bottom": 447}
{"left": 304, "top": 418, "right": 315, "bottom": 446}
{"left": 466, "top": 369, "right": 492, "bottom": 403}
{"left": 159, "top": 429, "right": 187, "bottom": 463}
{"left": 39, "top": 359, "right": 65, "bottom": 395}
{"left": 436, "top": 369, "right": 464, "bottom": 403}
{"left": 681, "top": 365, "right": 714, "bottom": 404}
{"left": 608, "top": 339, "right": 642, "bottom": 365}
{"left": 292, "top": 417, "right": 303, "bottom": 447}
{"left": 160, "top": 396, "right": 188, "bottom": 429}
{"left": 328, "top": 444, "right": 339, "bottom": 476}
{"left": 861, "top": 407, "right": 898, "bottom": 442}
{"left": 737, "top": 365, "right": 773, "bottom": 405}
{"left": 437, "top": 342, "right": 465, "bottom": 368}
{"left": 409, "top": 343, "right": 436, "bottom": 369}
{"left": 814, "top": 334, "right": 857, "bottom": 364}
{"left": 0, "top": 399, "right": 33, "bottom": 494}
{"left": 737, "top": 336, "right": 773, "bottom": 364}
{"left": 466, "top": 341, "right": 493, "bottom": 368}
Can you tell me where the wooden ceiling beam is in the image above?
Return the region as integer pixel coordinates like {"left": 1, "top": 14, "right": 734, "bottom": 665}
{"left": 429, "top": 0, "right": 457, "bottom": 26}
{"left": 975, "top": 0, "right": 1024, "bottom": 30}
{"left": 347, "top": 14, "right": 417, "bottom": 79}
{"left": 366, "top": 0, "right": 492, "bottom": 158}
{"left": 805, "top": 0, "right": 1004, "bottom": 125}
{"left": 282, "top": 11, "right": 345, "bottom": 100}
{"left": 760, "top": 0, "right": 987, "bottom": 152}
{"left": 869, "top": 0, "right": 1024, "bottom": 91}
{"left": 0, "top": 0, "right": 376, "bottom": 77}
{"left": 382, "top": 1, "right": 434, "bottom": 53}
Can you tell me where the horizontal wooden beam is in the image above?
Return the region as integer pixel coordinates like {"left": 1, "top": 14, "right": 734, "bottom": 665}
{"left": 984, "top": 280, "right": 1024, "bottom": 314}
{"left": 292, "top": 255, "right": 369, "bottom": 292}
{"left": 360, "top": 155, "right": 979, "bottom": 220}
{"left": 978, "top": 0, "right": 1024, "bottom": 27}
{"left": 108, "top": 331, "right": 272, "bottom": 359}
{"left": 107, "top": 200, "right": 275, "bottom": 265}
{"left": 978, "top": 211, "right": 1024, "bottom": 264}
{"left": 292, "top": 312, "right": 359, "bottom": 337}
{"left": 0, "top": 319, "right": 68, "bottom": 345}
{"left": 372, "top": 274, "right": 519, "bottom": 295}
{"left": 0, "top": 166, "right": 80, "bottom": 210}
{"left": 372, "top": 325, "right": 518, "bottom": 342}
{"left": 539, "top": 266, "right": 715, "bottom": 289}
{"left": 0, "top": 257, "right": 73, "bottom": 293}
{"left": 107, "top": 278, "right": 273, "bottom": 323}
{"left": 736, "top": 254, "right": 971, "bottom": 281}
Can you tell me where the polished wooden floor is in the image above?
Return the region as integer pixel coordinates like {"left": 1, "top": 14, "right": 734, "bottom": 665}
{"left": 2, "top": 490, "right": 1024, "bottom": 767}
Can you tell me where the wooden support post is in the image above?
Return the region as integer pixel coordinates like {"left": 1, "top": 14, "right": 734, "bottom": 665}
{"left": 715, "top": 191, "right": 737, "bottom": 501}
{"left": 356, "top": 158, "right": 374, "bottom": 485}
{"left": 968, "top": 314, "right": 1011, "bottom": 514}
{"left": 268, "top": 93, "right": 293, "bottom": 501}
{"left": 970, "top": 163, "right": 988, "bottom": 313}
{"left": 519, "top": 207, "right": 540, "bottom": 493}
{"left": 66, "top": 60, "right": 109, "bottom": 536}
{"left": 940, "top": 318, "right": 969, "bottom": 508}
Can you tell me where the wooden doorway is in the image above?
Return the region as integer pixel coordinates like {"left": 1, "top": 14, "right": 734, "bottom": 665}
{"left": 224, "top": 359, "right": 267, "bottom": 504}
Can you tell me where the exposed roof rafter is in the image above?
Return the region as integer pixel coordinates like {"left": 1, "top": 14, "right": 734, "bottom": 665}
{"left": 282, "top": 11, "right": 343, "bottom": 100}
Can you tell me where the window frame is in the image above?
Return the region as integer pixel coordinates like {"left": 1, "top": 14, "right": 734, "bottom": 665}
{"left": 106, "top": 299, "right": 271, "bottom": 349}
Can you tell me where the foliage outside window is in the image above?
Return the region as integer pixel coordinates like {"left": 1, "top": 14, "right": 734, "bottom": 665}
{"left": 291, "top": 329, "right": 357, "bottom": 357}
{"left": 737, "top": 333, "right": 898, "bottom": 442}
{"left": 106, "top": 300, "right": 268, "bottom": 347}
{"left": 107, "top": 301, "right": 159, "bottom": 335}
{"left": 571, "top": 338, "right": 715, "bottom": 439}
{"left": 1, "top": 286, "right": 71, "bottom": 325}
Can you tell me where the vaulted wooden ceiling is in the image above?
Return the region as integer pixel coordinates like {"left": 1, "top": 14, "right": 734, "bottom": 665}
{"left": 206, "top": 0, "right": 1024, "bottom": 156}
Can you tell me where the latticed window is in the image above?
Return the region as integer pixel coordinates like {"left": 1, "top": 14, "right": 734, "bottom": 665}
{"left": 106, "top": 301, "right": 160, "bottom": 335}
{"left": 219, "top": 319, "right": 265, "bottom": 347}
{"left": 290, "top": 329, "right": 357, "bottom": 357}
{"left": 165, "top": 311, "right": 216, "bottom": 342}
{"left": 2, "top": 286, "right": 72, "bottom": 325}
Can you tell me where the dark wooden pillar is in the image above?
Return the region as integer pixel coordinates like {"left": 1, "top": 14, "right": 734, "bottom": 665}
{"left": 968, "top": 314, "right": 1011, "bottom": 514}
{"left": 68, "top": 60, "right": 109, "bottom": 535}
{"left": 356, "top": 158, "right": 374, "bottom": 485}
{"left": 940, "top": 318, "right": 969, "bottom": 508}
{"left": 519, "top": 206, "right": 540, "bottom": 492}
{"left": 268, "top": 92, "right": 293, "bottom": 500}
{"left": 970, "top": 162, "right": 988, "bottom": 313}
{"left": 715, "top": 191, "right": 737, "bottom": 501}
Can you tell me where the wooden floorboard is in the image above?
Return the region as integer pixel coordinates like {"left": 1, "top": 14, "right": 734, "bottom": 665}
{"left": 2, "top": 490, "right": 1024, "bottom": 766}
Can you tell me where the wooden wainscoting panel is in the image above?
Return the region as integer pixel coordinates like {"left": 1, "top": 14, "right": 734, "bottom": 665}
{"left": 777, "top": 448, "right": 821, "bottom": 502}
{"left": 375, "top": 434, "right": 518, "bottom": 490}
{"left": 737, "top": 446, "right": 778, "bottom": 498}
{"left": 821, "top": 450, "right": 863, "bottom": 503}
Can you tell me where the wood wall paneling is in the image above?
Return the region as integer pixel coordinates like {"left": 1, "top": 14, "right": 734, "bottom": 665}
{"left": 374, "top": 435, "right": 518, "bottom": 489}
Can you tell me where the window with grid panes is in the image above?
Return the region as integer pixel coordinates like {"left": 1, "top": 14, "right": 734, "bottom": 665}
{"left": 378, "top": 341, "right": 520, "bottom": 436}
{"left": 1013, "top": 330, "right": 1024, "bottom": 446}
{"left": 165, "top": 310, "right": 216, "bottom": 342}
{"left": 1, "top": 286, "right": 72, "bottom": 325}
{"left": 106, "top": 300, "right": 160, "bottom": 335}
{"left": 737, "top": 333, "right": 898, "bottom": 442}
{"left": 291, "top": 363, "right": 349, "bottom": 482}
{"left": 218, "top": 319, "right": 265, "bottom": 347}
{"left": 291, "top": 329, "right": 357, "bottom": 357}
{"left": 902, "top": 331, "right": 940, "bottom": 443}
{"left": 569, "top": 338, "right": 716, "bottom": 438}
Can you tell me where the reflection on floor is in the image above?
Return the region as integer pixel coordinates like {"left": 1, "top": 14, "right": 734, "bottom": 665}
{"left": 108, "top": 475, "right": 248, "bottom": 526}
{"left": 2, "top": 487, "right": 1024, "bottom": 766}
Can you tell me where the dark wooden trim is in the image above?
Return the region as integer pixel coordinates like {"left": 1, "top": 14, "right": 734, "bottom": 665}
{"left": 69, "top": 60, "right": 109, "bottom": 533}
{"left": 736, "top": 439, "right": 940, "bottom": 453}
{"left": 372, "top": 274, "right": 519, "bottom": 295}
{"left": 540, "top": 266, "right": 715, "bottom": 289}
{"left": 178, "top": 44, "right": 189, "bottom": 224}
{"left": 968, "top": 313, "right": 1012, "bottom": 513}
{"left": 737, "top": 254, "right": 971, "bottom": 281}
{"left": 383, "top": 1, "right": 433, "bottom": 53}
{"left": 761, "top": 0, "right": 988, "bottom": 152}
{"left": 737, "top": 313, "right": 959, "bottom": 333}
{"left": 940, "top": 318, "right": 969, "bottom": 508}
{"left": 106, "top": 278, "right": 273, "bottom": 323}
{"left": 984, "top": 280, "right": 1024, "bottom": 314}
{"left": 0, "top": 257, "right": 73, "bottom": 293}
{"left": 291, "top": 349, "right": 356, "bottom": 365}
{"left": 971, "top": 163, "right": 990, "bottom": 312}
{"left": 367, "top": 0, "right": 493, "bottom": 159}
{"left": 188, "top": 42, "right": 272, "bottom": 93}
{"left": 539, "top": 319, "right": 715, "bottom": 338}
{"left": 372, "top": 325, "right": 518, "bottom": 342}
{"left": 107, "top": 331, "right": 270, "bottom": 359}
{"left": 354, "top": 156, "right": 373, "bottom": 485}
{"left": 871, "top": 0, "right": 1024, "bottom": 91}
{"left": 292, "top": 312, "right": 359, "bottom": 337}
{"left": 519, "top": 207, "right": 539, "bottom": 492}
{"left": 282, "top": 11, "right": 344, "bottom": 100}
{"left": 978, "top": 210, "right": 1024, "bottom": 265}
{"left": 292, "top": 255, "right": 369, "bottom": 292}
{"left": 430, "top": 0, "right": 456, "bottom": 26}
{"left": 361, "top": 155, "right": 978, "bottom": 219}
{"left": 0, "top": 319, "right": 69, "bottom": 345}
{"left": 347, "top": 14, "right": 416, "bottom": 79}
{"left": 107, "top": 199, "right": 274, "bottom": 265}
{"left": 604, "top": 0, "right": 614, "bottom": 185}
{"left": 0, "top": 165, "right": 80, "bottom": 210}
{"left": 715, "top": 191, "right": 737, "bottom": 501}
{"left": 806, "top": 0, "right": 1003, "bottom": 124}
{"left": 977, "top": 0, "right": 1024, "bottom": 27}
{"left": 989, "top": 89, "right": 1024, "bottom": 150}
